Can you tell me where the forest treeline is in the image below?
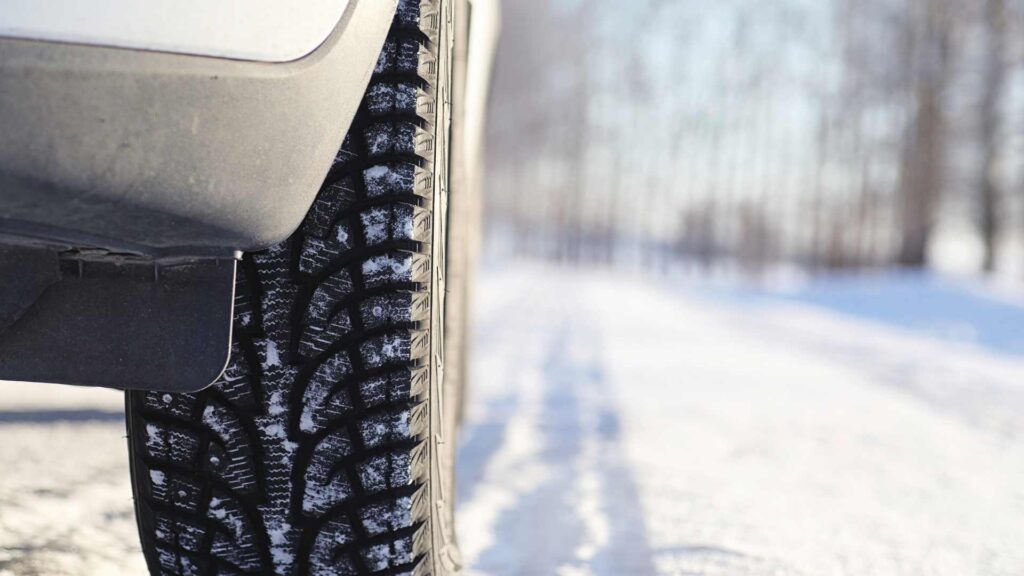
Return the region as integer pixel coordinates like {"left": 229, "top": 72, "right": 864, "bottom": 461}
{"left": 484, "top": 0, "right": 1024, "bottom": 275}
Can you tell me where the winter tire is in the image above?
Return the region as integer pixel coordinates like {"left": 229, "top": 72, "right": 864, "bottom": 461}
{"left": 125, "top": 1, "right": 462, "bottom": 574}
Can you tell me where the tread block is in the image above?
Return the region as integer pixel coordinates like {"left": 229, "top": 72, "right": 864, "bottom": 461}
{"left": 358, "top": 409, "right": 414, "bottom": 449}
{"left": 300, "top": 270, "right": 356, "bottom": 353}
{"left": 357, "top": 451, "right": 414, "bottom": 494}
{"left": 153, "top": 516, "right": 207, "bottom": 553}
{"left": 396, "top": 0, "right": 423, "bottom": 28}
{"left": 363, "top": 163, "right": 423, "bottom": 199}
{"left": 302, "top": 429, "right": 354, "bottom": 515}
{"left": 311, "top": 520, "right": 359, "bottom": 574}
{"left": 142, "top": 391, "right": 196, "bottom": 419}
{"left": 358, "top": 367, "right": 427, "bottom": 409}
{"left": 362, "top": 252, "right": 430, "bottom": 288}
{"left": 364, "top": 120, "right": 419, "bottom": 156}
{"left": 361, "top": 203, "right": 431, "bottom": 246}
{"left": 359, "top": 495, "right": 415, "bottom": 536}
{"left": 360, "top": 530, "right": 419, "bottom": 574}
{"left": 299, "top": 351, "right": 355, "bottom": 434}
{"left": 366, "top": 82, "right": 422, "bottom": 117}
{"left": 214, "top": 342, "right": 258, "bottom": 410}
{"left": 199, "top": 403, "right": 260, "bottom": 495}
{"left": 299, "top": 223, "right": 356, "bottom": 277}
{"left": 375, "top": 36, "right": 423, "bottom": 76}
{"left": 359, "top": 330, "right": 429, "bottom": 369}
{"left": 155, "top": 545, "right": 203, "bottom": 576}
{"left": 299, "top": 310, "right": 353, "bottom": 359}
{"left": 143, "top": 422, "right": 201, "bottom": 466}
{"left": 361, "top": 291, "right": 430, "bottom": 329}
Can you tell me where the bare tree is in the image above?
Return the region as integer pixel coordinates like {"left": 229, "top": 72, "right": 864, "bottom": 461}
{"left": 896, "top": 0, "right": 954, "bottom": 267}
{"left": 978, "top": 0, "right": 1008, "bottom": 272}
{"left": 484, "top": 0, "right": 1024, "bottom": 278}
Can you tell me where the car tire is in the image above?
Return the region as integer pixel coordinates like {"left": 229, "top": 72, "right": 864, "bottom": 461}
{"left": 125, "top": 1, "right": 461, "bottom": 574}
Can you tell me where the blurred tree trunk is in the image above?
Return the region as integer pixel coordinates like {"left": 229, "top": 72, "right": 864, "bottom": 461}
{"left": 810, "top": 112, "right": 830, "bottom": 270}
{"left": 897, "top": 89, "right": 944, "bottom": 267}
{"left": 978, "top": 0, "right": 1006, "bottom": 273}
{"left": 896, "top": 0, "right": 952, "bottom": 268}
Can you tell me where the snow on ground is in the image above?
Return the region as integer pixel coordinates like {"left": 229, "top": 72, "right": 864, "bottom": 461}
{"left": 0, "top": 382, "right": 143, "bottom": 576}
{"left": 2, "top": 261, "right": 1024, "bottom": 575}
{"left": 456, "top": 261, "right": 1024, "bottom": 575}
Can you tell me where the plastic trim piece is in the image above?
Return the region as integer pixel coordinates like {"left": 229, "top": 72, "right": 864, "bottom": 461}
{"left": 0, "top": 245, "right": 236, "bottom": 392}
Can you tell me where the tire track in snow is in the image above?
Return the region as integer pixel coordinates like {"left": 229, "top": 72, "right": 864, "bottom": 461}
{"left": 591, "top": 273, "right": 1024, "bottom": 575}
{"left": 455, "top": 290, "right": 554, "bottom": 572}
{"left": 457, "top": 275, "right": 655, "bottom": 575}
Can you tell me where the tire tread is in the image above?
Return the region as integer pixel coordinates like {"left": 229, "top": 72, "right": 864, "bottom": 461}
{"left": 127, "top": 3, "right": 446, "bottom": 574}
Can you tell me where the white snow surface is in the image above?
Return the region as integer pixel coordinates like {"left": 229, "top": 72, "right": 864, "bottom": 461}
{"left": 1, "top": 262, "right": 1024, "bottom": 574}
{"left": 0, "top": 384, "right": 145, "bottom": 575}
{"left": 456, "top": 262, "right": 1024, "bottom": 575}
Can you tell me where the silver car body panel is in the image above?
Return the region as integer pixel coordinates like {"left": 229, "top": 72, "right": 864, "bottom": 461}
{"left": 0, "top": 0, "right": 351, "bottom": 62}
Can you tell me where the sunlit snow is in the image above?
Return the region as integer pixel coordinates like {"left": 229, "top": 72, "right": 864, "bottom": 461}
{"left": 1, "top": 262, "right": 1024, "bottom": 575}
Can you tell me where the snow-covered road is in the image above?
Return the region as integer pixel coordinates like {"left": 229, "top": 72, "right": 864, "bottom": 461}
{"left": 2, "top": 262, "right": 1024, "bottom": 575}
{"left": 458, "top": 263, "right": 1024, "bottom": 575}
